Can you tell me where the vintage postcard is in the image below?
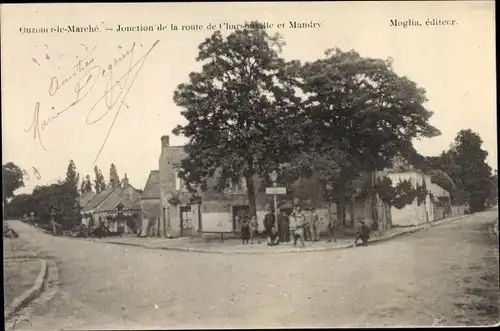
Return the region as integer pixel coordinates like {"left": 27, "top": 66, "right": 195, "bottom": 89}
{"left": 2, "top": 1, "right": 498, "bottom": 329}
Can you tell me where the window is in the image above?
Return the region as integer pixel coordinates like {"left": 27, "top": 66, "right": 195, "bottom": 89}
{"left": 174, "top": 170, "right": 186, "bottom": 191}
{"left": 180, "top": 206, "right": 192, "bottom": 229}
{"left": 228, "top": 177, "right": 247, "bottom": 193}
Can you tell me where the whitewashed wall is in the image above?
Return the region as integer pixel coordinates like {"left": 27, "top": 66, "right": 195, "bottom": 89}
{"left": 201, "top": 211, "right": 233, "bottom": 232}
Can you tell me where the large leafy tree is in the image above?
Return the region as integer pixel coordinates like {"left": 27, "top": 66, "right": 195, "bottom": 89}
{"left": 449, "top": 130, "right": 492, "bottom": 212}
{"left": 421, "top": 130, "right": 493, "bottom": 210}
{"left": 93, "top": 165, "right": 106, "bottom": 193}
{"left": 6, "top": 193, "right": 35, "bottom": 218}
{"left": 172, "top": 24, "right": 302, "bottom": 218}
{"left": 109, "top": 163, "right": 121, "bottom": 189}
{"left": 288, "top": 48, "right": 440, "bottom": 222}
{"left": 3, "top": 162, "right": 25, "bottom": 204}
{"left": 32, "top": 182, "right": 66, "bottom": 224}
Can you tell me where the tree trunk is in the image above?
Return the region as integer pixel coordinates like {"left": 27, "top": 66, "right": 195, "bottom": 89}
{"left": 386, "top": 203, "right": 392, "bottom": 228}
{"left": 338, "top": 190, "right": 346, "bottom": 227}
{"left": 245, "top": 174, "right": 257, "bottom": 219}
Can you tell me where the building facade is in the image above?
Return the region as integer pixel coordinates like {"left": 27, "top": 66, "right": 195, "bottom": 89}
{"left": 378, "top": 157, "right": 452, "bottom": 227}
{"left": 82, "top": 175, "right": 142, "bottom": 234}
{"left": 144, "top": 135, "right": 342, "bottom": 238}
{"left": 144, "top": 136, "right": 458, "bottom": 237}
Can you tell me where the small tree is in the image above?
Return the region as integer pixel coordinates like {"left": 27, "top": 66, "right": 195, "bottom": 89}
{"left": 109, "top": 163, "right": 121, "bottom": 189}
{"left": 60, "top": 160, "right": 81, "bottom": 229}
{"left": 416, "top": 181, "right": 428, "bottom": 206}
{"left": 80, "top": 174, "right": 93, "bottom": 193}
{"left": 375, "top": 177, "right": 417, "bottom": 210}
{"left": 94, "top": 165, "right": 106, "bottom": 193}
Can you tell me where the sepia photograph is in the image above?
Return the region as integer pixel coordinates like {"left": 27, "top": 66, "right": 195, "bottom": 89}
{"left": 2, "top": 1, "right": 498, "bottom": 329}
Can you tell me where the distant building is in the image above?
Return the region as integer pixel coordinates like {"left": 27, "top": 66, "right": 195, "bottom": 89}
{"left": 377, "top": 156, "right": 452, "bottom": 227}
{"left": 82, "top": 174, "right": 142, "bottom": 234}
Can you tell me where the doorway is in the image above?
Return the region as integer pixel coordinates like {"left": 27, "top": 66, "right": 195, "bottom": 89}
{"left": 232, "top": 205, "right": 250, "bottom": 232}
{"left": 180, "top": 206, "right": 193, "bottom": 237}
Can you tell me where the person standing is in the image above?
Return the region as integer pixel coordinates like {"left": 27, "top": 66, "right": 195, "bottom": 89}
{"left": 291, "top": 205, "right": 306, "bottom": 247}
{"left": 328, "top": 213, "right": 339, "bottom": 242}
{"left": 289, "top": 211, "right": 297, "bottom": 242}
{"left": 311, "top": 208, "right": 321, "bottom": 241}
{"left": 241, "top": 217, "right": 250, "bottom": 244}
{"left": 278, "top": 210, "right": 290, "bottom": 243}
{"left": 264, "top": 208, "right": 275, "bottom": 239}
{"left": 303, "top": 209, "right": 312, "bottom": 241}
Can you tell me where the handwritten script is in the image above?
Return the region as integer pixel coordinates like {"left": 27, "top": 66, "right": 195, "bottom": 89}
{"left": 25, "top": 40, "right": 160, "bottom": 164}
{"left": 22, "top": 166, "right": 42, "bottom": 181}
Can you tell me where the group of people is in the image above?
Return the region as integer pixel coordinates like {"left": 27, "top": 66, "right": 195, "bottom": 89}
{"left": 238, "top": 205, "right": 371, "bottom": 247}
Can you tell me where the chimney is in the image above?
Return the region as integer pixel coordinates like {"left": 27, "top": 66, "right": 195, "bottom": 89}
{"left": 122, "top": 173, "right": 129, "bottom": 188}
{"left": 161, "top": 135, "right": 170, "bottom": 150}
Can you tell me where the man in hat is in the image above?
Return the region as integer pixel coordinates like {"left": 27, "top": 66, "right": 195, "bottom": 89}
{"left": 354, "top": 219, "right": 371, "bottom": 246}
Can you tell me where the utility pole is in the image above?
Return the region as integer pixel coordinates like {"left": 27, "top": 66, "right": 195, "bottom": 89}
{"left": 266, "top": 170, "right": 286, "bottom": 228}
{"left": 270, "top": 170, "right": 279, "bottom": 228}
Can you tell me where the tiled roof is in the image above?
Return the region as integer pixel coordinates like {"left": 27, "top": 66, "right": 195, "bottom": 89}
{"left": 94, "top": 185, "right": 142, "bottom": 213}
{"left": 79, "top": 191, "right": 96, "bottom": 208}
{"left": 82, "top": 187, "right": 116, "bottom": 211}
{"left": 141, "top": 170, "right": 160, "bottom": 199}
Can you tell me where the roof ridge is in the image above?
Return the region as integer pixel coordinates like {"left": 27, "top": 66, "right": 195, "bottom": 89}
{"left": 93, "top": 187, "right": 121, "bottom": 210}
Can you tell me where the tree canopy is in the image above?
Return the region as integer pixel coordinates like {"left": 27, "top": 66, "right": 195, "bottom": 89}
{"left": 109, "top": 163, "right": 121, "bottom": 189}
{"left": 173, "top": 24, "right": 302, "bottom": 218}
{"left": 3, "top": 162, "right": 25, "bottom": 203}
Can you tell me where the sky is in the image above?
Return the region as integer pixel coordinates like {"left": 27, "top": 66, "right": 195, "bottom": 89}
{"left": 2, "top": 1, "right": 496, "bottom": 195}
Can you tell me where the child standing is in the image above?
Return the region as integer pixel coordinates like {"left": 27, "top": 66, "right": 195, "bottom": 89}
{"left": 241, "top": 217, "right": 250, "bottom": 244}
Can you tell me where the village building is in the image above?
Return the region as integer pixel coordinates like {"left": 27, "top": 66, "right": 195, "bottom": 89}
{"left": 142, "top": 135, "right": 377, "bottom": 238}
{"left": 138, "top": 170, "right": 161, "bottom": 237}
{"left": 377, "top": 156, "right": 452, "bottom": 227}
{"left": 141, "top": 135, "right": 465, "bottom": 238}
{"left": 79, "top": 191, "right": 96, "bottom": 211}
{"left": 81, "top": 174, "right": 142, "bottom": 234}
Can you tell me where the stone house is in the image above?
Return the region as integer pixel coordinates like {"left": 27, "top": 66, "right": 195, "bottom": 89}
{"left": 377, "top": 157, "right": 452, "bottom": 227}
{"left": 82, "top": 175, "right": 142, "bottom": 234}
{"left": 141, "top": 135, "right": 345, "bottom": 238}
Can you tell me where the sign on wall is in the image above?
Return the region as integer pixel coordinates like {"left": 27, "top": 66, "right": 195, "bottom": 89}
{"left": 202, "top": 217, "right": 233, "bottom": 233}
{"left": 201, "top": 204, "right": 233, "bottom": 233}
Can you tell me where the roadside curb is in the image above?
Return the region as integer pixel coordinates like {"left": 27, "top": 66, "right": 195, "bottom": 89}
{"left": 4, "top": 258, "right": 48, "bottom": 321}
{"left": 90, "top": 214, "right": 468, "bottom": 254}
{"left": 4, "top": 226, "right": 49, "bottom": 322}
